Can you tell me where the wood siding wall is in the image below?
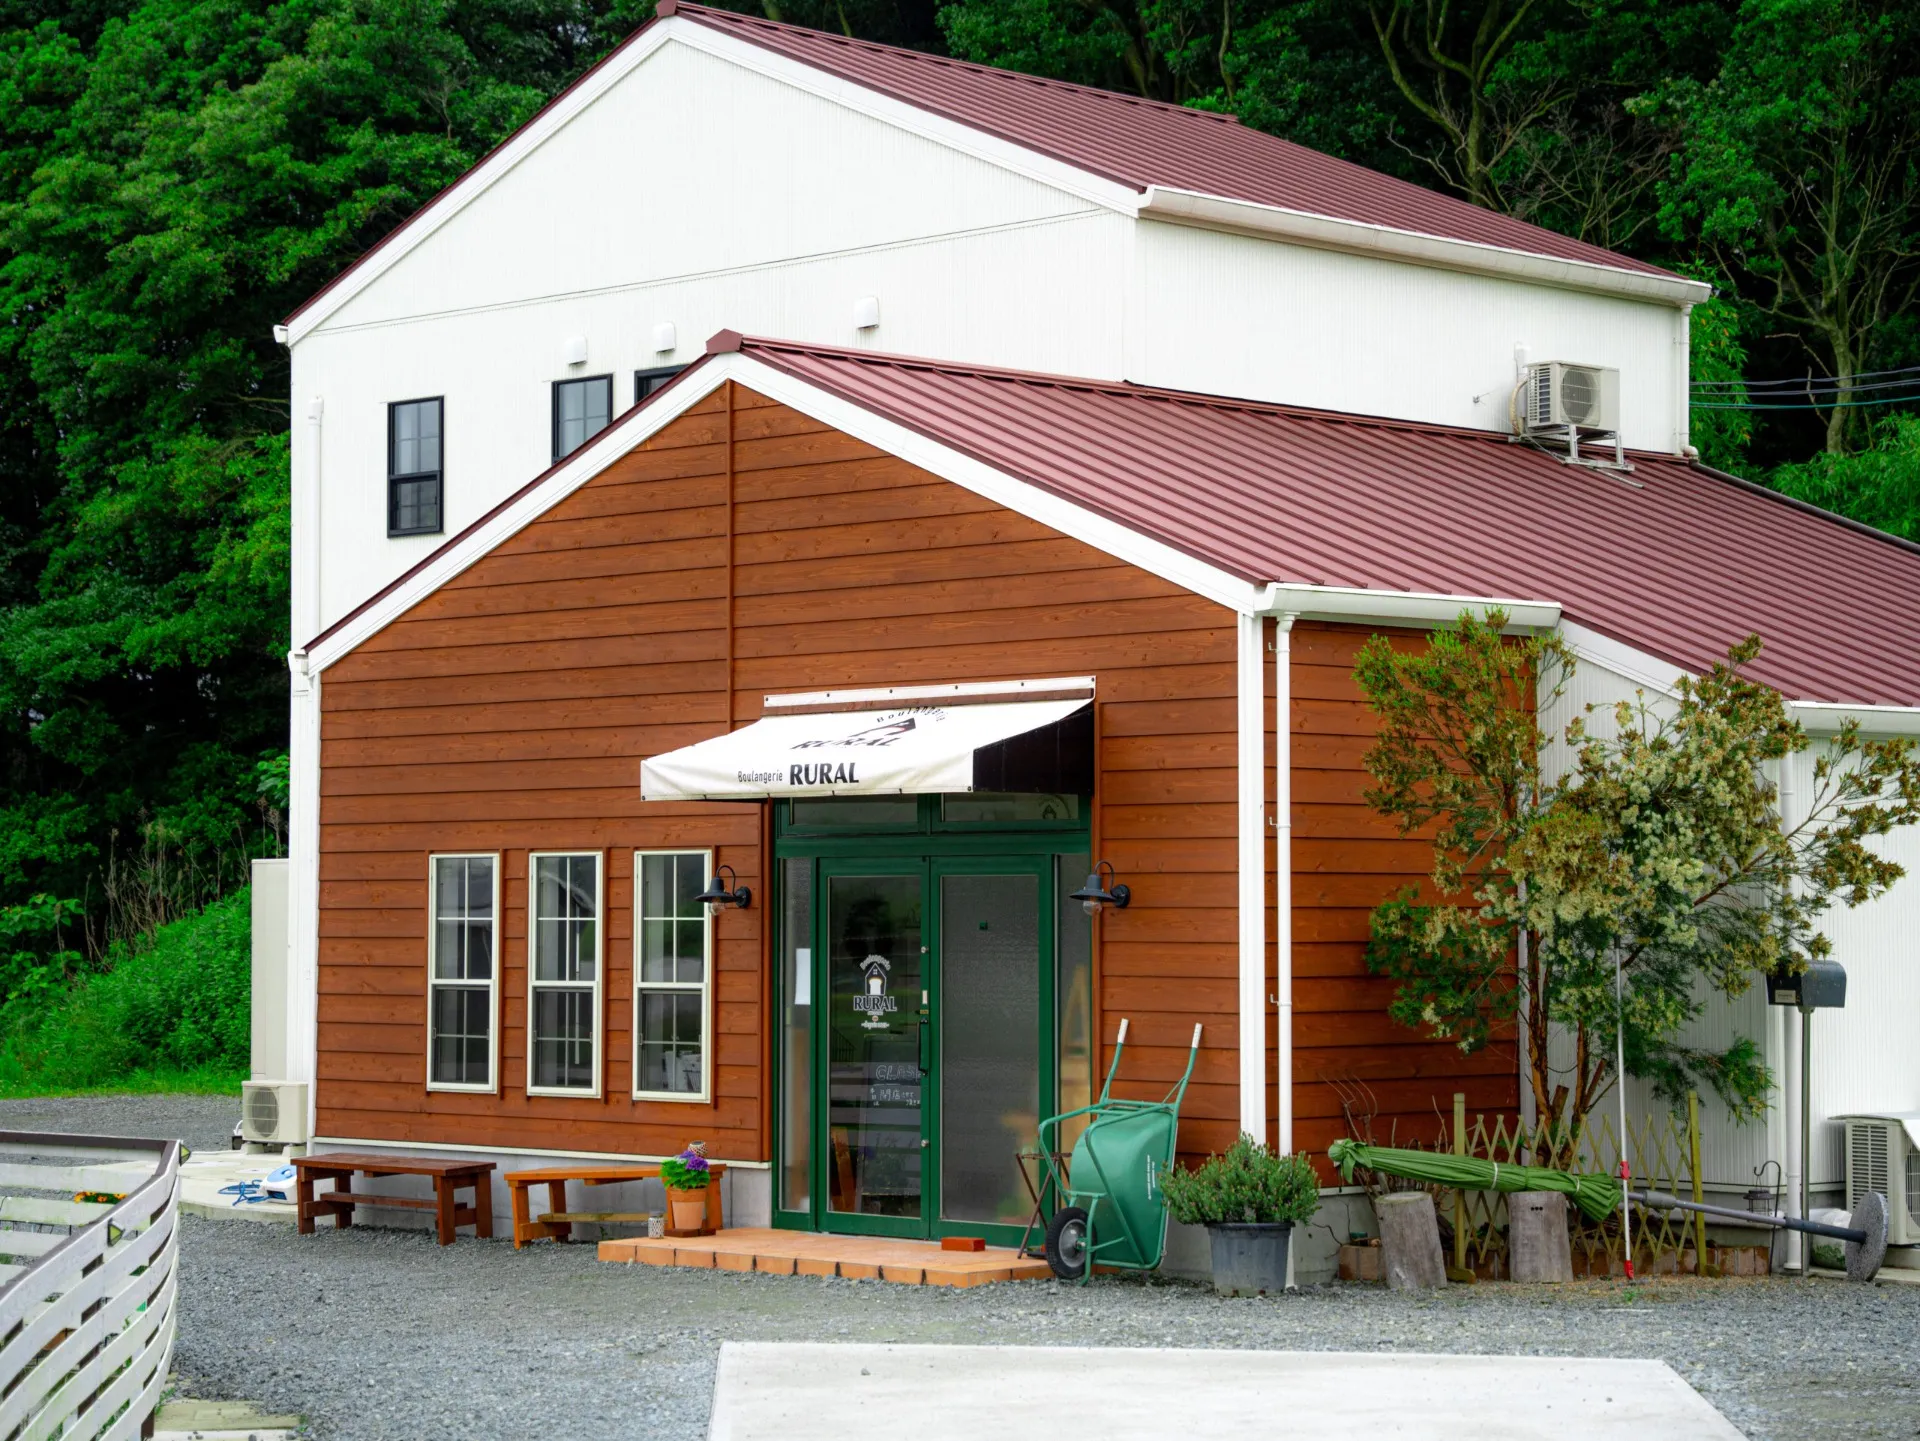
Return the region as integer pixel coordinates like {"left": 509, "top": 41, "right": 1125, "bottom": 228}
{"left": 1286, "top": 622, "right": 1520, "bottom": 1159}
{"left": 316, "top": 384, "right": 1509, "bottom": 1165}
{"left": 317, "top": 384, "right": 1246, "bottom": 1158}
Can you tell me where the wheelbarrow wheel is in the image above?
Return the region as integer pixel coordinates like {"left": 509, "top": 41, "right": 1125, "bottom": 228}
{"left": 1044, "top": 1206, "right": 1090, "bottom": 1281}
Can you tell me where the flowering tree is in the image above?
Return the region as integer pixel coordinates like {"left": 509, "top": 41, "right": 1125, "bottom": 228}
{"left": 1357, "top": 611, "right": 1920, "bottom": 1138}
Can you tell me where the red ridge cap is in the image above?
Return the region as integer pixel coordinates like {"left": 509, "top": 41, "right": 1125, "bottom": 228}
{"left": 706, "top": 328, "right": 744, "bottom": 354}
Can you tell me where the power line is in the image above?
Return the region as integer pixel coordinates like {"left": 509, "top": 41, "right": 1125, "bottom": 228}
{"left": 1691, "top": 362, "right": 1920, "bottom": 391}
{"left": 1692, "top": 392, "right": 1920, "bottom": 411}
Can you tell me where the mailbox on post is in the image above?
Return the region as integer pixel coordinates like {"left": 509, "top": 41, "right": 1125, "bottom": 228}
{"left": 1766, "top": 957, "right": 1847, "bottom": 1010}
{"left": 1767, "top": 957, "right": 1847, "bottom": 1275}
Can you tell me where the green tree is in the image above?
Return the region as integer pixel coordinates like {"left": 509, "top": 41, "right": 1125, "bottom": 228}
{"left": 1358, "top": 612, "right": 1920, "bottom": 1136}
{"left": 1769, "top": 412, "right": 1920, "bottom": 542}
{"left": 1656, "top": 0, "right": 1920, "bottom": 453}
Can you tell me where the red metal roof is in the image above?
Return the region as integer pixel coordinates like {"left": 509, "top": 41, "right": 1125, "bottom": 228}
{"left": 665, "top": 1, "right": 1675, "bottom": 281}
{"left": 724, "top": 334, "right": 1920, "bottom": 709}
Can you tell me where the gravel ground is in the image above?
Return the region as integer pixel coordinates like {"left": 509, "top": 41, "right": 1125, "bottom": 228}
{"left": 0, "top": 1092, "right": 238, "bottom": 1157}
{"left": 18, "top": 1097, "right": 1920, "bottom": 1440}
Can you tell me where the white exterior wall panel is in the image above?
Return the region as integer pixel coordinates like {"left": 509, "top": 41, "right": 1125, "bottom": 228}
{"left": 294, "top": 211, "right": 1126, "bottom": 636}
{"left": 1543, "top": 642, "right": 1920, "bottom": 1196}
{"left": 322, "top": 41, "right": 1100, "bottom": 330}
{"left": 1792, "top": 745, "right": 1920, "bottom": 1189}
{"left": 1134, "top": 221, "right": 1682, "bottom": 454}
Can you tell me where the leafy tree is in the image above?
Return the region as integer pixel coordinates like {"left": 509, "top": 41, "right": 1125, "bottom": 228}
{"left": 1358, "top": 612, "right": 1920, "bottom": 1136}
{"left": 1656, "top": 0, "right": 1920, "bottom": 453}
{"left": 1769, "top": 412, "right": 1920, "bottom": 542}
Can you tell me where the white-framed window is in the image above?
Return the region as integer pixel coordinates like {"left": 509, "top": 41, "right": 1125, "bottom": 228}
{"left": 528, "top": 851, "right": 602, "bottom": 1097}
{"left": 427, "top": 852, "right": 499, "bottom": 1092}
{"left": 633, "top": 849, "right": 712, "bottom": 1103}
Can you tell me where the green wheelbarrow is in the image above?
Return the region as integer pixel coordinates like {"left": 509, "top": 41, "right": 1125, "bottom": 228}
{"left": 1034, "top": 1019, "right": 1201, "bottom": 1282}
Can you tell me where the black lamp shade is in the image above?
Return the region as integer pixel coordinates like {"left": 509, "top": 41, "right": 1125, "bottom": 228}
{"left": 1069, "top": 862, "right": 1129, "bottom": 912}
{"left": 695, "top": 865, "right": 751, "bottom": 910}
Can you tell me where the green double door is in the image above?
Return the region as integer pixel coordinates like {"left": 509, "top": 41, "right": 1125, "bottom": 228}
{"left": 777, "top": 849, "right": 1089, "bottom": 1243}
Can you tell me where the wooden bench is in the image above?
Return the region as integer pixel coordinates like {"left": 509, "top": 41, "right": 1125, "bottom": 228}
{"left": 505, "top": 1164, "right": 726, "bottom": 1248}
{"left": 293, "top": 1153, "right": 497, "bottom": 1246}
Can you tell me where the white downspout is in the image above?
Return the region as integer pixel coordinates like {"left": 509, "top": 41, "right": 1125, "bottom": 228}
{"left": 1779, "top": 752, "right": 1803, "bottom": 1271}
{"left": 1273, "top": 614, "right": 1297, "bottom": 1159}
{"left": 1237, "top": 610, "right": 1268, "bottom": 1146}
{"left": 1673, "top": 303, "right": 1695, "bottom": 457}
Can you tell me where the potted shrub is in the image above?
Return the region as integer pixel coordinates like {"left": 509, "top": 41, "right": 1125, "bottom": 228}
{"left": 1159, "top": 1133, "right": 1320, "bottom": 1295}
{"left": 661, "top": 1142, "right": 713, "bottom": 1233}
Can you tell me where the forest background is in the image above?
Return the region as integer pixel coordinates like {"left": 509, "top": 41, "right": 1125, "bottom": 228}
{"left": 0, "top": 0, "right": 1916, "bottom": 1086}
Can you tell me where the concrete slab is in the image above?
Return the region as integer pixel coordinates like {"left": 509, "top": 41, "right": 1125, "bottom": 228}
{"left": 174, "top": 1153, "right": 298, "bottom": 1224}
{"left": 707, "top": 1343, "right": 1746, "bottom": 1441}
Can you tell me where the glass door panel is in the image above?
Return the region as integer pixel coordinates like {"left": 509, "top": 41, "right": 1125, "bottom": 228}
{"left": 938, "top": 868, "right": 1042, "bottom": 1227}
{"left": 825, "top": 871, "right": 925, "bottom": 1226}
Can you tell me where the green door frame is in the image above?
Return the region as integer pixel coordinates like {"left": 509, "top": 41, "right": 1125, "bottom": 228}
{"left": 772, "top": 802, "right": 1087, "bottom": 1244}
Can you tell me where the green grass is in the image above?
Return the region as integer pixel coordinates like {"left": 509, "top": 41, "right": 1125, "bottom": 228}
{"left": 0, "top": 888, "right": 251, "bottom": 1097}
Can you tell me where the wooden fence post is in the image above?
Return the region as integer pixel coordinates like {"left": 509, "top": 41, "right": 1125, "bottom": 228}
{"left": 1688, "top": 1090, "right": 1707, "bottom": 1273}
{"left": 1453, "top": 1092, "right": 1467, "bottom": 1274}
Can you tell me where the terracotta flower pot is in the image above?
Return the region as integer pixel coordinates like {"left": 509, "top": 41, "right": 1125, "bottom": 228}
{"left": 669, "top": 1190, "right": 708, "bottom": 1232}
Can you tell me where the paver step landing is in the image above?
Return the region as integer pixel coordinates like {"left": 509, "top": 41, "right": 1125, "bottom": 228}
{"left": 597, "top": 1227, "right": 1052, "bottom": 1286}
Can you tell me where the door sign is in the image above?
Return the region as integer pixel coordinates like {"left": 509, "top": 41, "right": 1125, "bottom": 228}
{"left": 854, "top": 954, "right": 897, "bottom": 1030}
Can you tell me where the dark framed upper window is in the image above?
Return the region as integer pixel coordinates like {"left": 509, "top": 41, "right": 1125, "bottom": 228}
{"left": 387, "top": 397, "right": 443, "bottom": 537}
{"left": 635, "top": 366, "right": 686, "bottom": 405}
{"left": 552, "top": 374, "right": 613, "bottom": 461}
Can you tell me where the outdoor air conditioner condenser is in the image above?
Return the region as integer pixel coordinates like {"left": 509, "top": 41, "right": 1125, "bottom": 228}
{"left": 1522, "top": 361, "right": 1620, "bottom": 434}
{"left": 1842, "top": 1115, "right": 1920, "bottom": 1246}
{"left": 240, "top": 1079, "right": 310, "bottom": 1146}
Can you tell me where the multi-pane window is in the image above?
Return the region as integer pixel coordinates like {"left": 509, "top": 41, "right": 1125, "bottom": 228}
{"left": 388, "top": 398, "right": 444, "bottom": 536}
{"left": 529, "top": 853, "right": 601, "bottom": 1095}
{"left": 634, "top": 851, "right": 711, "bottom": 1101}
{"left": 552, "top": 375, "right": 613, "bottom": 461}
{"left": 428, "top": 854, "right": 497, "bottom": 1090}
{"left": 634, "top": 366, "right": 685, "bottom": 404}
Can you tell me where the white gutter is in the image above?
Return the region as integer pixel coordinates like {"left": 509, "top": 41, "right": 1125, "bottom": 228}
{"left": 1261, "top": 585, "right": 1558, "bottom": 632}
{"left": 1236, "top": 611, "right": 1268, "bottom": 1146}
{"left": 1141, "top": 187, "right": 1712, "bottom": 309}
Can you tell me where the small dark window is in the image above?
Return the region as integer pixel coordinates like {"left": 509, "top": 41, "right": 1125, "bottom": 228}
{"left": 635, "top": 366, "right": 686, "bottom": 404}
{"left": 553, "top": 374, "right": 613, "bottom": 461}
{"left": 387, "top": 397, "right": 443, "bottom": 537}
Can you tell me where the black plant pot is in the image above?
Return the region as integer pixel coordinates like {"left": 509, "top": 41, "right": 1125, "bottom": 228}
{"left": 1206, "top": 1221, "right": 1293, "bottom": 1296}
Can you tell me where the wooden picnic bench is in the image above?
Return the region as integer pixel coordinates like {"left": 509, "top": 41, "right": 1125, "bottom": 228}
{"left": 505, "top": 1163, "right": 726, "bottom": 1248}
{"left": 293, "top": 1153, "right": 496, "bottom": 1246}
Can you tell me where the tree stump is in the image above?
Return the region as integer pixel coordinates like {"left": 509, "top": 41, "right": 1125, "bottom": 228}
{"left": 1509, "top": 1191, "right": 1574, "bottom": 1283}
{"left": 1376, "top": 1192, "right": 1447, "bottom": 1290}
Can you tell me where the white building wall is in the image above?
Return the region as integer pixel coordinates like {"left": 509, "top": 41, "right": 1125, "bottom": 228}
{"left": 1133, "top": 220, "right": 1683, "bottom": 454}
{"left": 1792, "top": 745, "right": 1920, "bottom": 1190}
{"left": 1541, "top": 642, "right": 1920, "bottom": 1198}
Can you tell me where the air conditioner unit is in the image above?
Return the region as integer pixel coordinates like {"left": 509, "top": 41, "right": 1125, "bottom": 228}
{"left": 240, "top": 1080, "right": 310, "bottom": 1147}
{"left": 1523, "top": 361, "right": 1620, "bottom": 433}
{"left": 1840, "top": 1114, "right": 1920, "bottom": 1246}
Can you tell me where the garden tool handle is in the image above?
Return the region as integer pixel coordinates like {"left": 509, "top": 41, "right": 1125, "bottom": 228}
{"left": 1189, "top": 1023, "right": 1202, "bottom": 1051}
{"left": 1117, "top": 1018, "right": 1129, "bottom": 1045}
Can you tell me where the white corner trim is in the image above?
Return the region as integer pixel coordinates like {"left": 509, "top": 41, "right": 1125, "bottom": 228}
{"left": 1141, "top": 187, "right": 1712, "bottom": 309}
{"left": 1561, "top": 619, "right": 1920, "bottom": 736}
{"left": 1558, "top": 619, "right": 1691, "bottom": 695}
{"left": 1235, "top": 611, "right": 1267, "bottom": 1144}
{"left": 725, "top": 356, "right": 1263, "bottom": 614}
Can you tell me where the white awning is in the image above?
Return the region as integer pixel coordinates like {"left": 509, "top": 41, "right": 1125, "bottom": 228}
{"left": 641, "top": 698, "right": 1093, "bottom": 802}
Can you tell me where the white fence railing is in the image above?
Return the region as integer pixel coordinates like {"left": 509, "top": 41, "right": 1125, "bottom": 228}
{"left": 0, "top": 1133, "right": 182, "bottom": 1441}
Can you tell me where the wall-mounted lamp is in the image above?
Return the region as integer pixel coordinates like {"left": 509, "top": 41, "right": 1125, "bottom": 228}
{"left": 1070, "top": 861, "right": 1130, "bottom": 916}
{"left": 694, "top": 864, "right": 751, "bottom": 912}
